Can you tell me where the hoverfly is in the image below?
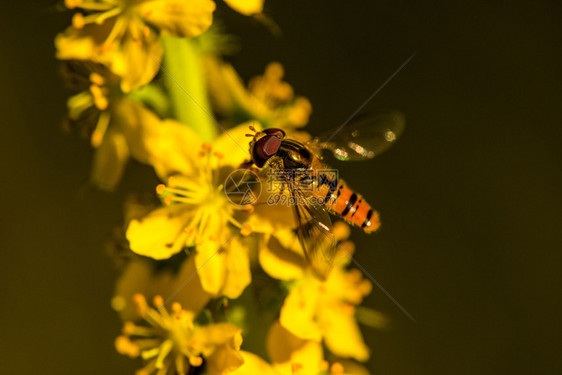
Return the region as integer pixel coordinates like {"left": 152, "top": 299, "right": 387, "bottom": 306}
{"left": 245, "top": 111, "right": 405, "bottom": 279}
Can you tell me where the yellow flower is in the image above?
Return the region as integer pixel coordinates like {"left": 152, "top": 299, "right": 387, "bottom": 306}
{"left": 95, "top": 97, "right": 209, "bottom": 189}
{"left": 231, "top": 321, "right": 369, "bottom": 375}
{"left": 61, "top": 60, "right": 133, "bottom": 189}
{"left": 233, "top": 353, "right": 370, "bottom": 375}
{"left": 109, "top": 194, "right": 212, "bottom": 322}
{"left": 112, "top": 254, "right": 211, "bottom": 322}
{"left": 258, "top": 226, "right": 307, "bottom": 281}
{"left": 275, "top": 224, "right": 373, "bottom": 362}
{"left": 116, "top": 294, "right": 244, "bottom": 375}
{"left": 258, "top": 221, "right": 349, "bottom": 282}
{"left": 205, "top": 57, "right": 312, "bottom": 130}
{"left": 61, "top": 60, "right": 227, "bottom": 190}
{"left": 126, "top": 123, "right": 276, "bottom": 298}
{"left": 56, "top": 0, "right": 216, "bottom": 92}
{"left": 61, "top": 61, "right": 119, "bottom": 147}
{"left": 230, "top": 351, "right": 277, "bottom": 375}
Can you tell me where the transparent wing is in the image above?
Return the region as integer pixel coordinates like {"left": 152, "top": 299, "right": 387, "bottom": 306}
{"left": 288, "top": 180, "right": 337, "bottom": 280}
{"left": 311, "top": 110, "right": 405, "bottom": 161}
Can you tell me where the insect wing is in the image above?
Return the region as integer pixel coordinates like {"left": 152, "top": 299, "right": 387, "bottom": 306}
{"left": 289, "top": 182, "right": 337, "bottom": 279}
{"left": 312, "top": 110, "right": 405, "bottom": 161}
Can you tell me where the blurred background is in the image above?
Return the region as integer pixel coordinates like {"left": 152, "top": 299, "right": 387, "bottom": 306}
{"left": 1, "top": 0, "right": 561, "bottom": 373}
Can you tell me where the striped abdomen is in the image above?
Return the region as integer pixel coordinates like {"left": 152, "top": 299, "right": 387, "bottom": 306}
{"left": 314, "top": 169, "right": 380, "bottom": 233}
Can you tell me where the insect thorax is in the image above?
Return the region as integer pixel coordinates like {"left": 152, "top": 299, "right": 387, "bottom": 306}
{"left": 276, "top": 139, "right": 313, "bottom": 169}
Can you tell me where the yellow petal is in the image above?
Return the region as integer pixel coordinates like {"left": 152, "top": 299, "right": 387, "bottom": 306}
{"left": 117, "top": 22, "right": 163, "bottom": 92}
{"left": 162, "top": 254, "right": 211, "bottom": 314}
{"left": 318, "top": 307, "right": 370, "bottom": 361}
{"left": 279, "top": 280, "right": 322, "bottom": 341}
{"left": 146, "top": 119, "right": 203, "bottom": 178}
{"left": 112, "top": 258, "right": 154, "bottom": 321}
{"left": 197, "top": 322, "right": 242, "bottom": 348}
{"left": 114, "top": 99, "right": 201, "bottom": 178}
{"left": 269, "top": 226, "right": 304, "bottom": 257}
{"left": 126, "top": 205, "right": 193, "bottom": 259}
{"left": 324, "top": 267, "right": 370, "bottom": 306}
{"left": 230, "top": 351, "right": 277, "bottom": 375}
{"left": 195, "top": 239, "right": 227, "bottom": 296}
{"left": 224, "top": 0, "right": 264, "bottom": 16}
{"left": 55, "top": 22, "right": 115, "bottom": 61}
{"left": 213, "top": 121, "right": 259, "bottom": 168}
{"left": 90, "top": 128, "right": 129, "bottom": 191}
{"left": 259, "top": 235, "right": 305, "bottom": 281}
{"left": 55, "top": 18, "right": 163, "bottom": 93}
{"left": 208, "top": 59, "right": 270, "bottom": 121}
{"left": 113, "top": 255, "right": 211, "bottom": 321}
{"left": 194, "top": 323, "right": 244, "bottom": 374}
{"left": 221, "top": 237, "right": 251, "bottom": 298}
{"left": 252, "top": 200, "right": 297, "bottom": 231}
{"left": 139, "top": 0, "right": 215, "bottom": 38}
{"left": 267, "top": 321, "right": 323, "bottom": 375}
{"left": 204, "top": 56, "right": 236, "bottom": 115}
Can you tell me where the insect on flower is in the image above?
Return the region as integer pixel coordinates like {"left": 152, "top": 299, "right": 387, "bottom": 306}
{"left": 245, "top": 111, "right": 405, "bottom": 279}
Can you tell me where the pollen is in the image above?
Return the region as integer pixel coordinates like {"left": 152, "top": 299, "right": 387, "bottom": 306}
{"left": 64, "top": 0, "right": 81, "bottom": 9}
{"left": 115, "top": 335, "right": 140, "bottom": 357}
{"left": 93, "top": 95, "right": 108, "bottom": 111}
{"left": 72, "top": 13, "right": 85, "bottom": 29}
{"left": 155, "top": 184, "right": 166, "bottom": 195}
{"left": 163, "top": 195, "right": 174, "bottom": 206}
{"left": 291, "top": 362, "right": 303, "bottom": 373}
{"left": 89, "top": 84, "right": 108, "bottom": 110}
{"left": 201, "top": 142, "right": 212, "bottom": 152}
{"left": 116, "top": 293, "right": 245, "bottom": 374}
{"left": 153, "top": 295, "right": 164, "bottom": 308}
{"left": 330, "top": 362, "right": 345, "bottom": 375}
{"left": 189, "top": 356, "right": 203, "bottom": 366}
{"left": 89, "top": 72, "right": 105, "bottom": 86}
{"left": 171, "top": 302, "right": 182, "bottom": 316}
{"left": 240, "top": 223, "right": 252, "bottom": 236}
{"left": 122, "top": 321, "right": 136, "bottom": 335}
{"left": 133, "top": 293, "right": 148, "bottom": 315}
{"left": 167, "top": 176, "right": 177, "bottom": 188}
{"left": 111, "top": 295, "right": 126, "bottom": 311}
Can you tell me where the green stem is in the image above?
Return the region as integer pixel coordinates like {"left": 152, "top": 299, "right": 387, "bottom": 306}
{"left": 161, "top": 36, "right": 217, "bottom": 142}
{"left": 129, "top": 83, "right": 170, "bottom": 118}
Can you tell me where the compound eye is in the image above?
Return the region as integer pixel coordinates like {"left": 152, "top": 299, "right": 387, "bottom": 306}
{"left": 252, "top": 135, "right": 282, "bottom": 167}
{"left": 263, "top": 128, "right": 285, "bottom": 139}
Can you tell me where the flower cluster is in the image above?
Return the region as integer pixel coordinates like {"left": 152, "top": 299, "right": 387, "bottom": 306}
{"left": 56, "top": 1, "right": 384, "bottom": 374}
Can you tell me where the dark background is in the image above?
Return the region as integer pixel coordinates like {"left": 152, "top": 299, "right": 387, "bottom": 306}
{"left": 2, "top": 0, "right": 561, "bottom": 374}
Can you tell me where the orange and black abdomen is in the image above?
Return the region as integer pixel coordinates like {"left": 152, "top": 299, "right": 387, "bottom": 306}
{"left": 314, "top": 168, "right": 380, "bottom": 233}
{"left": 276, "top": 138, "right": 380, "bottom": 232}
